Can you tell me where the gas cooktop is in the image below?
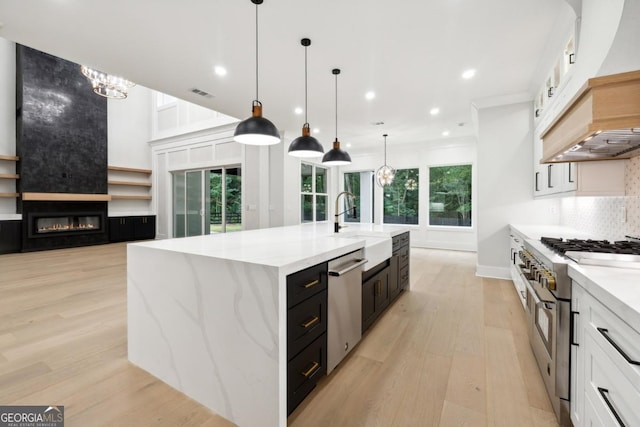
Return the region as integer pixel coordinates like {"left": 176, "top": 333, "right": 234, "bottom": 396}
{"left": 540, "top": 237, "right": 640, "bottom": 256}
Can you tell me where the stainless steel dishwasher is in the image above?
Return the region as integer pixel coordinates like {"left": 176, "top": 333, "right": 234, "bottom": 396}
{"left": 327, "top": 249, "right": 367, "bottom": 374}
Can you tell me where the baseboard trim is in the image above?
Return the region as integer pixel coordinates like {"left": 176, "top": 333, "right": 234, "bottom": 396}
{"left": 411, "top": 240, "right": 477, "bottom": 252}
{"left": 475, "top": 265, "right": 510, "bottom": 280}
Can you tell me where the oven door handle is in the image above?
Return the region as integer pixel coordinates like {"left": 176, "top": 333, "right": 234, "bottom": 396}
{"left": 535, "top": 300, "right": 555, "bottom": 311}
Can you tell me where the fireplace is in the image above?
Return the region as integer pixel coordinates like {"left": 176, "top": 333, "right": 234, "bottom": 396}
{"left": 21, "top": 201, "right": 108, "bottom": 252}
{"left": 29, "top": 212, "right": 104, "bottom": 238}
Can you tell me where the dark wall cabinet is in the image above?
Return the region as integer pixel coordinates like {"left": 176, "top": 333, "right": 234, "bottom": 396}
{"left": 0, "top": 220, "right": 22, "bottom": 254}
{"left": 287, "top": 262, "right": 328, "bottom": 415}
{"left": 108, "top": 215, "right": 155, "bottom": 242}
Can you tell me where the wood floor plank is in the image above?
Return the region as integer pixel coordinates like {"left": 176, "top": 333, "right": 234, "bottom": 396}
{"left": 0, "top": 245, "right": 560, "bottom": 427}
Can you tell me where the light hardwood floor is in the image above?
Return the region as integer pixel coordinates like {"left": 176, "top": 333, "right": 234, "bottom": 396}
{"left": 0, "top": 244, "right": 558, "bottom": 427}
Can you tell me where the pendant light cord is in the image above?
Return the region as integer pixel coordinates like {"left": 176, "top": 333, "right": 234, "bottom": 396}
{"left": 335, "top": 72, "right": 338, "bottom": 140}
{"left": 304, "top": 45, "right": 308, "bottom": 125}
{"left": 255, "top": 2, "right": 259, "bottom": 101}
{"left": 384, "top": 135, "right": 387, "bottom": 164}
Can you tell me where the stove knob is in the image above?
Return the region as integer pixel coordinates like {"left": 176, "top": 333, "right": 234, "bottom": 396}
{"left": 544, "top": 275, "right": 557, "bottom": 291}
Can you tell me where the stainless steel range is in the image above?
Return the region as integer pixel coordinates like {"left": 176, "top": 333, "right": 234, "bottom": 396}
{"left": 514, "top": 235, "right": 640, "bottom": 427}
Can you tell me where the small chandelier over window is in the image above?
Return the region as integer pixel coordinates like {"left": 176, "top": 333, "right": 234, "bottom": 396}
{"left": 375, "top": 134, "right": 395, "bottom": 187}
{"left": 80, "top": 66, "right": 136, "bottom": 99}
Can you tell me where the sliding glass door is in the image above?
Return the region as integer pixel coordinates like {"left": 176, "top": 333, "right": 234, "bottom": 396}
{"left": 210, "top": 168, "right": 242, "bottom": 233}
{"left": 173, "top": 166, "right": 241, "bottom": 237}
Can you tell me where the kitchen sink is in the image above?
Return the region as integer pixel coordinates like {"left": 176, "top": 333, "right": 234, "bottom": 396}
{"left": 333, "top": 232, "right": 392, "bottom": 271}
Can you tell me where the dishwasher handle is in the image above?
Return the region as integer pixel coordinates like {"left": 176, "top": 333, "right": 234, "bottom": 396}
{"left": 328, "top": 259, "right": 368, "bottom": 276}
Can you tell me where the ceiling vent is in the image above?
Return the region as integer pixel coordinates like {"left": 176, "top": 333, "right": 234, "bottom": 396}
{"left": 190, "top": 88, "right": 214, "bottom": 98}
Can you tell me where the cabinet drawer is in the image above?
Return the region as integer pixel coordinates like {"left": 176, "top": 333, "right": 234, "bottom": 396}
{"left": 584, "top": 329, "right": 640, "bottom": 427}
{"left": 584, "top": 292, "right": 640, "bottom": 383}
{"left": 397, "top": 245, "right": 410, "bottom": 269}
{"left": 287, "top": 291, "right": 327, "bottom": 360}
{"left": 392, "top": 232, "right": 409, "bottom": 252}
{"left": 287, "top": 262, "right": 327, "bottom": 309}
{"left": 287, "top": 332, "right": 327, "bottom": 415}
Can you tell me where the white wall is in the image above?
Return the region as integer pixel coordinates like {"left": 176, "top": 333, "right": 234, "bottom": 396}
{"left": 341, "top": 137, "right": 478, "bottom": 251}
{"left": 0, "top": 38, "right": 16, "bottom": 216}
{"left": 107, "top": 85, "right": 154, "bottom": 216}
{"left": 476, "top": 101, "right": 560, "bottom": 279}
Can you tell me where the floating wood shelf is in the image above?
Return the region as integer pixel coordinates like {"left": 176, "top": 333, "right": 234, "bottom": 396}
{"left": 0, "top": 173, "right": 19, "bottom": 179}
{"left": 108, "top": 165, "right": 152, "bottom": 175}
{"left": 108, "top": 180, "right": 152, "bottom": 187}
{"left": 22, "top": 192, "right": 112, "bottom": 201}
{"left": 0, "top": 155, "right": 19, "bottom": 162}
{"left": 110, "top": 195, "right": 152, "bottom": 200}
{"left": 0, "top": 192, "right": 19, "bottom": 198}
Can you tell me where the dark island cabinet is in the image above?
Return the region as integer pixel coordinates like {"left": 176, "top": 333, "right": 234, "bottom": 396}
{"left": 109, "top": 215, "right": 155, "bottom": 242}
{"left": 392, "top": 232, "right": 410, "bottom": 297}
{"left": 362, "top": 260, "right": 390, "bottom": 333}
{"left": 0, "top": 220, "right": 22, "bottom": 254}
{"left": 287, "top": 262, "right": 328, "bottom": 415}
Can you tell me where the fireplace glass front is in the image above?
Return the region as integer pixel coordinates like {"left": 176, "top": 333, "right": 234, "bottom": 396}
{"left": 33, "top": 214, "right": 102, "bottom": 235}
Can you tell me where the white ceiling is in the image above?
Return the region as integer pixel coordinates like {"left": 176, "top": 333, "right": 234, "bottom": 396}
{"left": 0, "top": 0, "right": 572, "bottom": 152}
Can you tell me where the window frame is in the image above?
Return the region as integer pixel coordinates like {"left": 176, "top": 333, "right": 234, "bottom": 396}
{"left": 301, "top": 162, "right": 329, "bottom": 223}
{"left": 427, "top": 163, "right": 473, "bottom": 230}
{"left": 382, "top": 167, "right": 420, "bottom": 226}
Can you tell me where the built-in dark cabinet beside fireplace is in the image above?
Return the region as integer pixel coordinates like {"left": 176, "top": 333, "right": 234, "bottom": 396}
{"left": 0, "top": 221, "right": 22, "bottom": 254}
{"left": 109, "top": 216, "right": 155, "bottom": 242}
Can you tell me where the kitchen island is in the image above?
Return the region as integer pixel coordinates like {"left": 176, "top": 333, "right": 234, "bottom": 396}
{"left": 127, "top": 223, "right": 409, "bottom": 427}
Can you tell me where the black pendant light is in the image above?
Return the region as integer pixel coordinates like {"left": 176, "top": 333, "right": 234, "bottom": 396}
{"left": 322, "top": 69, "right": 352, "bottom": 166}
{"left": 233, "top": 0, "right": 281, "bottom": 146}
{"left": 288, "top": 38, "right": 324, "bottom": 158}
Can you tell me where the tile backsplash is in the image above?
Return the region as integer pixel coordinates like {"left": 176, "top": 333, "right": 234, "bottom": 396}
{"left": 560, "top": 157, "right": 640, "bottom": 240}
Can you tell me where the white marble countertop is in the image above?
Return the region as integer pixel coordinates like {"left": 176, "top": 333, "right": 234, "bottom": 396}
{"left": 130, "top": 222, "right": 409, "bottom": 273}
{"left": 510, "top": 224, "right": 606, "bottom": 240}
{"left": 569, "top": 264, "right": 640, "bottom": 334}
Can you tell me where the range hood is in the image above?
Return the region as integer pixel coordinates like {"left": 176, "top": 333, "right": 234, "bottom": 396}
{"left": 541, "top": 70, "right": 640, "bottom": 163}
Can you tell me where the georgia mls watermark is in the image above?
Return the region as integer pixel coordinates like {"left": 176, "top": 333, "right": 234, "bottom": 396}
{"left": 0, "top": 406, "right": 64, "bottom": 427}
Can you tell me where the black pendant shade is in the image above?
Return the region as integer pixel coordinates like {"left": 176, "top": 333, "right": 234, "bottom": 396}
{"left": 322, "top": 138, "right": 352, "bottom": 165}
{"left": 288, "top": 124, "right": 324, "bottom": 157}
{"left": 322, "top": 68, "right": 351, "bottom": 166}
{"left": 233, "top": 0, "right": 281, "bottom": 146}
{"left": 288, "top": 38, "right": 324, "bottom": 157}
{"left": 234, "top": 101, "right": 280, "bottom": 145}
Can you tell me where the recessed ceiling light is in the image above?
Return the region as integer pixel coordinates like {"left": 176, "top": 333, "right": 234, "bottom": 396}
{"left": 313, "top": 128, "right": 320, "bottom": 134}
{"left": 294, "top": 107, "right": 303, "bottom": 115}
{"left": 346, "top": 143, "right": 352, "bottom": 148}
{"left": 430, "top": 107, "right": 440, "bottom": 116}
{"left": 365, "top": 91, "right": 376, "bottom": 100}
{"left": 442, "top": 130, "right": 450, "bottom": 137}
{"left": 214, "top": 66, "right": 227, "bottom": 76}
{"left": 462, "top": 69, "right": 476, "bottom": 79}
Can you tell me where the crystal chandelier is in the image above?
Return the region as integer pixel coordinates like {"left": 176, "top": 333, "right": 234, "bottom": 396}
{"left": 80, "top": 66, "right": 135, "bottom": 99}
{"left": 375, "top": 134, "right": 395, "bottom": 186}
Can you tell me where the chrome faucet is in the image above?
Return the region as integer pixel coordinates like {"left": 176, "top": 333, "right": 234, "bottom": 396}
{"left": 334, "top": 191, "right": 356, "bottom": 233}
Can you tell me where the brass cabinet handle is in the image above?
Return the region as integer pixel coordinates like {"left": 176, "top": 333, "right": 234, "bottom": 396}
{"left": 301, "top": 316, "right": 319, "bottom": 329}
{"left": 303, "top": 279, "right": 320, "bottom": 289}
{"left": 301, "top": 361, "right": 320, "bottom": 378}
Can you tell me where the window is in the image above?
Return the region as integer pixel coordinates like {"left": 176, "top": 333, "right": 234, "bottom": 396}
{"left": 343, "top": 171, "right": 375, "bottom": 223}
{"left": 383, "top": 168, "right": 419, "bottom": 225}
{"left": 301, "top": 163, "right": 328, "bottom": 222}
{"left": 156, "top": 92, "right": 177, "bottom": 109}
{"left": 429, "top": 164, "right": 472, "bottom": 227}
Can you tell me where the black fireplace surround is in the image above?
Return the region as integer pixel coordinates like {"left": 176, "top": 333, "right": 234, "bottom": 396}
{"left": 14, "top": 45, "right": 110, "bottom": 252}
{"left": 21, "top": 202, "right": 108, "bottom": 252}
